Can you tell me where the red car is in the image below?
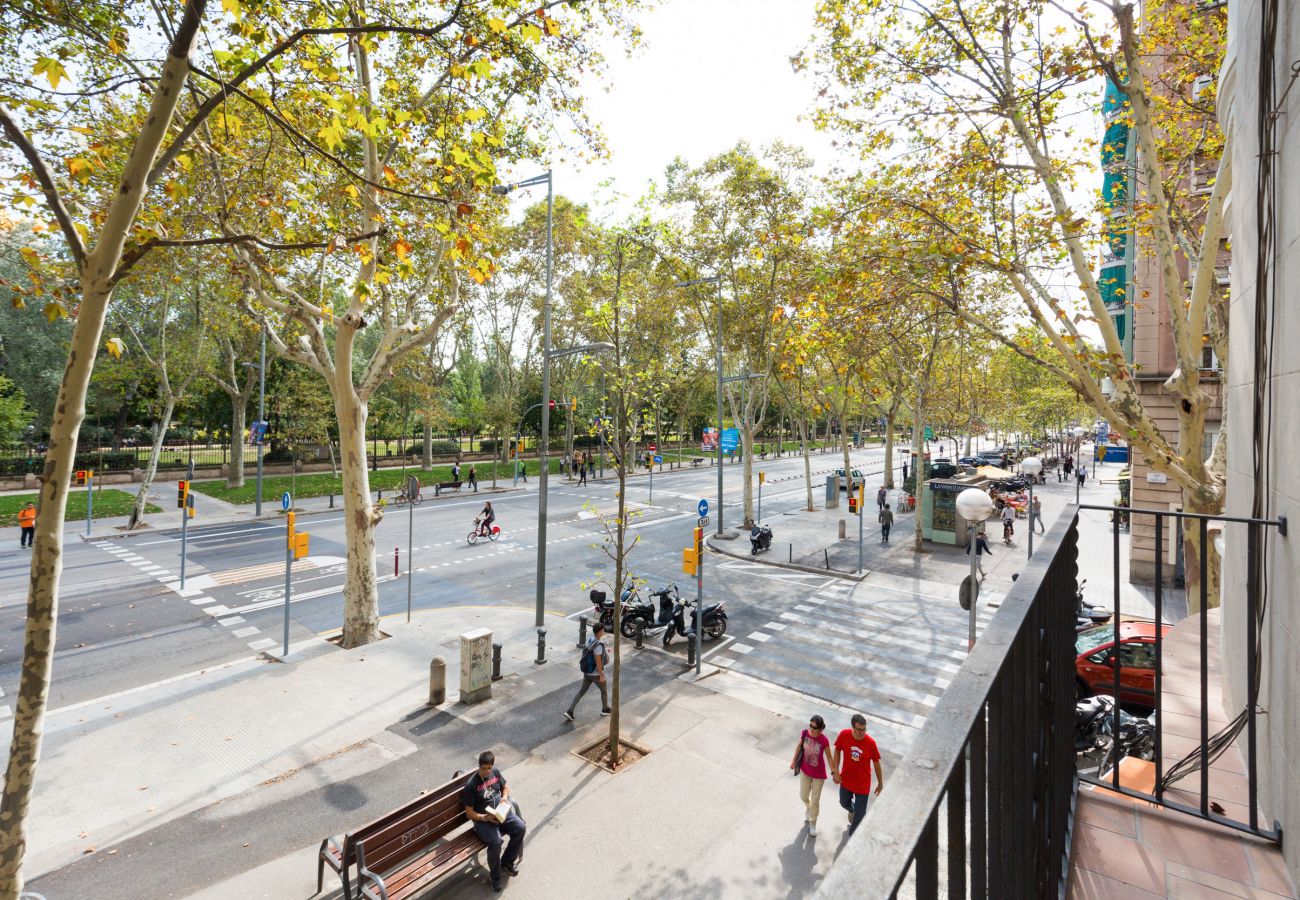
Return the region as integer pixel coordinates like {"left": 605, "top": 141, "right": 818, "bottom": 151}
{"left": 1075, "top": 622, "right": 1171, "bottom": 705}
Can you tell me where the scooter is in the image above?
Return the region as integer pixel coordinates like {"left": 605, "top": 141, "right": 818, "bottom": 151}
{"left": 662, "top": 596, "right": 728, "bottom": 647}
{"left": 750, "top": 525, "right": 773, "bottom": 556}
{"left": 1075, "top": 579, "right": 1112, "bottom": 629}
{"left": 1075, "top": 694, "right": 1156, "bottom": 772}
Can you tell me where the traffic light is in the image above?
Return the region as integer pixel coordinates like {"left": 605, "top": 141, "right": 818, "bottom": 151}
{"left": 682, "top": 547, "right": 699, "bottom": 576}
{"left": 177, "top": 480, "right": 189, "bottom": 508}
{"left": 74, "top": 470, "right": 87, "bottom": 486}
{"left": 694, "top": 527, "right": 704, "bottom": 545}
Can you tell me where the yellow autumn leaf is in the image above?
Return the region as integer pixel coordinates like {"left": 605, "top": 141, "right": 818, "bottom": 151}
{"left": 43, "top": 301, "right": 68, "bottom": 323}
{"left": 33, "top": 57, "right": 68, "bottom": 90}
{"left": 487, "top": 17, "right": 506, "bottom": 33}
{"left": 104, "top": 337, "right": 125, "bottom": 359}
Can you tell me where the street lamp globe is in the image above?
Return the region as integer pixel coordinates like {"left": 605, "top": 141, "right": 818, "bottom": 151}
{"left": 1021, "top": 456, "right": 1043, "bottom": 478}
{"left": 1072, "top": 426, "right": 1086, "bottom": 439}
{"left": 956, "top": 488, "right": 994, "bottom": 524}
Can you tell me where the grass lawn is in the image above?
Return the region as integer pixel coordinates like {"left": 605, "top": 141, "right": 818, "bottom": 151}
{"left": 0, "top": 490, "right": 161, "bottom": 527}
{"left": 189, "top": 458, "right": 566, "bottom": 506}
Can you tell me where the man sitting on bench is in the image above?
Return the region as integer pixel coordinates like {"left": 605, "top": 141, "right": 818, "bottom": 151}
{"left": 463, "top": 750, "right": 526, "bottom": 892}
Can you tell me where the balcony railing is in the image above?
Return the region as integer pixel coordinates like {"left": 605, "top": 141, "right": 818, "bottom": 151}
{"left": 816, "top": 504, "right": 1284, "bottom": 900}
{"left": 818, "top": 513, "right": 1080, "bottom": 899}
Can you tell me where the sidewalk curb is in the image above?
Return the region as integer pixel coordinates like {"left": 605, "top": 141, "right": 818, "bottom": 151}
{"left": 704, "top": 532, "right": 868, "bottom": 582}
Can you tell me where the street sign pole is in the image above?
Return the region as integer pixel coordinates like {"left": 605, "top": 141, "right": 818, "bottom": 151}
{"left": 85, "top": 470, "right": 93, "bottom": 537}
{"left": 180, "top": 490, "right": 188, "bottom": 589}
{"left": 406, "top": 475, "right": 418, "bottom": 623}
{"left": 649, "top": 460, "right": 653, "bottom": 504}
{"left": 283, "top": 492, "right": 293, "bottom": 657}
{"left": 857, "top": 484, "right": 865, "bottom": 574}
{"left": 695, "top": 524, "right": 703, "bottom": 677}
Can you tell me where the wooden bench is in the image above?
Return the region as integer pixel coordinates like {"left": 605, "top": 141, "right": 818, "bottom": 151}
{"left": 433, "top": 480, "right": 463, "bottom": 496}
{"left": 691, "top": 457, "right": 704, "bottom": 468}
{"left": 318, "top": 777, "right": 484, "bottom": 900}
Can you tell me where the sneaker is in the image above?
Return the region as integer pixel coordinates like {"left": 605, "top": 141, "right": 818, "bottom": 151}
{"left": 563, "top": 710, "right": 574, "bottom": 722}
{"left": 808, "top": 823, "right": 817, "bottom": 837}
{"left": 601, "top": 708, "right": 612, "bottom": 716}
{"left": 503, "top": 862, "right": 520, "bottom": 876}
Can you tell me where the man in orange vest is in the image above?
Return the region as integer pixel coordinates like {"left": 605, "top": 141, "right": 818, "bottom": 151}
{"left": 18, "top": 501, "right": 36, "bottom": 549}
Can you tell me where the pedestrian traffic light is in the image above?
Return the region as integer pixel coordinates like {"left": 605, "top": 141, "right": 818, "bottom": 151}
{"left": 293, "top": 531, "right": 309, "bottom": 559}
{"left": 177, "top": 480, "right": 189, "bottom": 508}
{"left": 75, "top": 470, "right": 87, "bottom": 486}
{"left": 682, "top": 547, "right": 699, "bottom": 576}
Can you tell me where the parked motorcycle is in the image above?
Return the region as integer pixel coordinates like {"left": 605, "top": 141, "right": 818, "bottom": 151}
{"left": 1075, "top": 578, "right": 1112, "bottom": 630}
{"left": 1075, "top": 694, "right": 1156, "bottom": 773}
{"left": 750, "top": 524, "right": 773, "bottom": 556}
{"left": 592, "top": 585, "right": 684, "bottom": 640}
{"left": 662, "top": 595, "right": 728, "bottom": 647}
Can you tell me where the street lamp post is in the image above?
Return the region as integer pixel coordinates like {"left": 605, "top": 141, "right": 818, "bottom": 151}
{"left": 956, "top": 488, "right": 995, "bottom": 650}
{"left": 1072, "top": 426, "right": 1086, "bottom": 504}
{"left": 676, "top": 275, "right": 724, "bottom": 535}
{"left": 25, "top": 424, "right": 34, "bottom": 461}
{"left": 494, "top": 171, "right": 554, "bottom": 648}
{"left": 1021, "top": 456, "right": 1042, "bottom": 560}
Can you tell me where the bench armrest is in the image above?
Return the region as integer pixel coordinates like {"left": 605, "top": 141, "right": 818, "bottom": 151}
{"left": 319, "top": 835, "right": 345, "bottom": 872}
{"left": 358, "top": 864, "right": 390, "bottom": 900}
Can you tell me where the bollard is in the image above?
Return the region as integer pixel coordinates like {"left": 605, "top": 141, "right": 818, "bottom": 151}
{"left": 577, "top": 615, "right": 588, "bottom": 648}
{"left": 377, "top": 488, "right": 383, "bottom": 502}
{"left": 394, "top": 547, "right": 399, "bottom": 578}
{"left": 824, "top": 548, "right": 831, "bottom": 569}
{"left": 491, "top": 642, "right": 503, "bottom": 681}
{"left": 838, "top": 519, "right": 847, "bottom": 539}
{"left": 329, "top": 493, "right": 335, "bottom": 509}
{"left": 535, "top": 628, "right": 547, "bottom": 665}
{"left": 789, "top": 543, "right": 793, "bottom": 563}
{"left": 635, "top": 621, "right": 644, "bottom": 650}
{"left": 687, "top": 638, "right": 697, "bottom": 667}
{"left": 428, "top": 657, "right": 446, "bottom": 706}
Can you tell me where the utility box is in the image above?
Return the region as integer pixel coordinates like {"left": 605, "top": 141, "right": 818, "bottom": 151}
{"left": 825, "top": 475, "right": 839, "bottom": 508}
{"left": 459, "top": 628, "right": 493, "bottom": 704}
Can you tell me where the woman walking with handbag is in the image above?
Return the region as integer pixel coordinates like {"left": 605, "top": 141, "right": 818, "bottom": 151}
{"left": 790, "top": 714, "right": 832, "bottom": 836}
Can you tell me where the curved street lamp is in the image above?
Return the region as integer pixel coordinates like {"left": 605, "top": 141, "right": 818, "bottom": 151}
{"left": 956, "top": 487, "right": 995, "bottom": 649}
{"left": 1021, "top": 456, "right": 1043, "bottom": 560}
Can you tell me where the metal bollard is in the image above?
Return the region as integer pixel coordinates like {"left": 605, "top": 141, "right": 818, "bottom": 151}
{"left": 577, "top": 615, "right": 588, "bottom": 648}
{"left": 824, "top": 548, "right": 831, "bottom": 569}
{"left": 635, "top": 622, "right": 644, "bottom": 650}
{"left": 329, "top": 493, "right": 335, "bottom": 508}
{"left": 789, "top": 543, "right": 793, "bottom": 563}
{"left": 535, "top": 628, "right": 547, "bottom": 665}
{"left": 428, "top": 656, "right": 446, "bottom": 706}
{"left": 491, "top": 642, "right": 503, "bottom": 681}
{"left": 687, "top": 638, "right": 697, "bottom": 667}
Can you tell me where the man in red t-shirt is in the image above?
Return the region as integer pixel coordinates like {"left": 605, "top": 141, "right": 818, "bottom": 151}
{"left": 832, "top": 713, "right": 884, "bottom": 834}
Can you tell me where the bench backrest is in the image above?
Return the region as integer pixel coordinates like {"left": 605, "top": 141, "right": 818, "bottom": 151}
{"left": 354, "top": 778, "right": 470, "bottom": 875}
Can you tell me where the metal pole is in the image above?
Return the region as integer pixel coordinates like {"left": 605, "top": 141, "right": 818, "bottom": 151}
{"left": 716, "top": 281, "right": 724, "bottom": 536}
{"left": 1027, "top": 481, "right": 1035, "bottom": 560}
{"left": 85, "top": 472, "right": 93, "bottom": 537}
{"left": 758, "top": 481, "right": 762, "bottom": 525}
{"left": 180, "top": 490, "right": 188, "bottom": 589}
{"left": 649, "top": 460, "right": 653, "bottom": 504}
{"left": 695, "top": 527, "right": 703, "bottom": 676}
{"left": 407, "top": 488, "right": 414, "bottom": 624}
{"left": 283, "top": 510, "right": 292, "bottom": 657}
{"left": 968, "top": 533, "right": 979, "bottom": 650}
{"left": 534, "top": 170, "right": 553, "bottom": 652}
{"left": 857, "top": 485, "right": 864, "bottom": 574}
{"left": 255, "top": 331, "right": 266, "bottom": 516}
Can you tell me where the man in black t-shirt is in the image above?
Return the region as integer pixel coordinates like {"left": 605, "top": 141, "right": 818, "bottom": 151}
{"left": 462, "top": 750, "right": 526, "bottom": 891}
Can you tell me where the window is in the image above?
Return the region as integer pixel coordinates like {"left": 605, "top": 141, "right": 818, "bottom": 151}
{"left": 1117, "top": 641, "right": 1156, "bottom": 670}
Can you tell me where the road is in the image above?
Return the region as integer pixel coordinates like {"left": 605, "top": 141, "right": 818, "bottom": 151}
{"left": 0, "top": 444, "right": 903, "bottom": 716}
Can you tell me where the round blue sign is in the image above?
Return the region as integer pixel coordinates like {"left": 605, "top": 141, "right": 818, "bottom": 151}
{"left": 281, "top": 491, "right": 291, "bottom": 511}
{"left": 697, "top": 499, "right": 709, "bottom": 517}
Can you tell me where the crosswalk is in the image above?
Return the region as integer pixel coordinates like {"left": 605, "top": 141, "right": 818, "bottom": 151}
{"left": 710, "top": 578, "right": 995, "bottom": 737}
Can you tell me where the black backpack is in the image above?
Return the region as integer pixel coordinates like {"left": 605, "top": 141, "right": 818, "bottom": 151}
{"left": 580, "top": 640, "right": 602, "bottom": 675}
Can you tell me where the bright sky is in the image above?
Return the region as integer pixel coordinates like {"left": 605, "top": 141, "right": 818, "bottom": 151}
{"left": 503, "top": 0, "right": 840, "bottom": 218}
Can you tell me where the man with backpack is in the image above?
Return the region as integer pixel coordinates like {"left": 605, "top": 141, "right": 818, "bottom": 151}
{"left": 564, "top": 621, "right": 610, "bottom": 721}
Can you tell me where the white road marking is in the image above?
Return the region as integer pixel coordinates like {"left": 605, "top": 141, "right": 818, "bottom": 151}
{"left": 232, "top": 627, "right": 260, "bottom": 638}
{"left": 218, "top": 616, "right": 246, "bottom": 627}
{"left": 247, "top": 638, "right": 277, "bottom": 651}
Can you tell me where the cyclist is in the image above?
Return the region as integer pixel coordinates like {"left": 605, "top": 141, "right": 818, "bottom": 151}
{"left": 476, "top": 501, "right": 496, "bottom": 537}
{"left": 1001, "top": 502, "right": 1015, "bottom": 544}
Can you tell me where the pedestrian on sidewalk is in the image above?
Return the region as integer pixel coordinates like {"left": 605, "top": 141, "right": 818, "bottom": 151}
{"left": 1076, "top": 465, "right": 1087, "bottom": 487}
{"left": 831, "top": 713, "right": 884, "bottom": 835}
{"left": 578, "top": 457, "right": 588, "bottom": 485}
{"left": 451, "top": 461, "right": 460, "bottom": 482}
{"left": 18, "top": 501, "right": 36, "bottom": 548}
{"left": 791, "top": 714, "right": 832, "bottom": 836}
{"left": 902, "top": 460, "right": 909, "bottom": 482}
{"left": 1031, "top": 496, "right": 1044, "bottom": 534}
{"left": 1063, "top": 455, "right": 1073, "bottom": 478}
{"left": 564, "top": 621, "right": 610, "bottom": 721}
{"left": 879, "top": 505, "right": 893, "bottom": 543}
{"left": 876, "top": 485, "right": 887, "bottom": 511}
{"left": 966, "top": 528, "right": 992, "bottom": 576}
{"left": 462, "top": 750, "right": 526, "bottom": 892}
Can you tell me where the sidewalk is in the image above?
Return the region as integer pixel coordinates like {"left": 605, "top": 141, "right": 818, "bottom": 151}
{"left": 23, "top": 604, "right": 899, "bottom": 898}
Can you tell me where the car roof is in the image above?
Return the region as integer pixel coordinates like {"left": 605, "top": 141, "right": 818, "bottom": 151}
{"left": 1077, "top": 621, "right": 1169, "bottom": 641}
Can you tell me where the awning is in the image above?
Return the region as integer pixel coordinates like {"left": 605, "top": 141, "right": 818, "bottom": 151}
{"left": 977, "top": 465, "right": 1015, "bottom": 479}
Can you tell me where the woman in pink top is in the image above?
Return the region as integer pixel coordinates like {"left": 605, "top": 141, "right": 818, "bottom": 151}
{"left": 790, "top": 714, "right": 832, "bottom": 836}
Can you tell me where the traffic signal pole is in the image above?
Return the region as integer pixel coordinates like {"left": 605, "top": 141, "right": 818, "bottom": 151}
{"left": 695, "top": 525, "right": 704, "bottom": 676}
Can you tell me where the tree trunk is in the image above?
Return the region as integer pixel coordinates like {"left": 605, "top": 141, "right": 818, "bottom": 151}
{"left": 110, "top": 383, "right": 136, "bottom": 450}
{"left": 884, "top": 414, "right": 897, "bottom": 490}
{"left": 912, "top": 404, "right": 929, "bottom": 554}
{"left": 337, "top": 387, "right": 380, "bottom": 648}
{"left": 421, "top": 418, "right": 432, "bottom": 471}
{"left": 740, "top": 424, "right": 755, "bottom": 529}
{"left": 130, "top": 397, "right": 176, "bottom": 528}
{"left": 227, "top": 393, "right": 247, "bottom": 489}
{"left": 800, "top": 418, "right": 814, "bottom": 511}
{"left": 840, "top": 428, "right": 854, "bottom": 508}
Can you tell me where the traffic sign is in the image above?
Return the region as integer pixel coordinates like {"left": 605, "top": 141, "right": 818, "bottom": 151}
{"left": 697, "top": 516, "right": 709, "bottom": 527}
{"left": 281, "top": 491, "right": 291, "bottom": 511}
{"left": 653, "top": 455, "right": 662, "bottom": 464}
{"left": 649, "top": 443, "right": 656, "bottom": 453}
{"left": 697, "top": 499, "right": 709, "bottom": 517}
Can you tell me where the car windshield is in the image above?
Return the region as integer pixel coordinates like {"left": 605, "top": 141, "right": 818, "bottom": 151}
{"left": 1076, "top": 627, "right": 1113, "bottom": 654}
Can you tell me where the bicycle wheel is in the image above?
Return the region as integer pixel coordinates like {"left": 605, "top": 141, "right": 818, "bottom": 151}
{"left": 466, "top": 530, "right": 478, "bottom": 545}
{"left": 393, "top": 493, "right": 407, "bottom": 507}
{"left": 488, "top": 528, "right": 500, "bottom": 542}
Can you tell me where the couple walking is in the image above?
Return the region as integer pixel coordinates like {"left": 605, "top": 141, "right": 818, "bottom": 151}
{"left": 789, "top": 713, "right": 884, "bottom": 837}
